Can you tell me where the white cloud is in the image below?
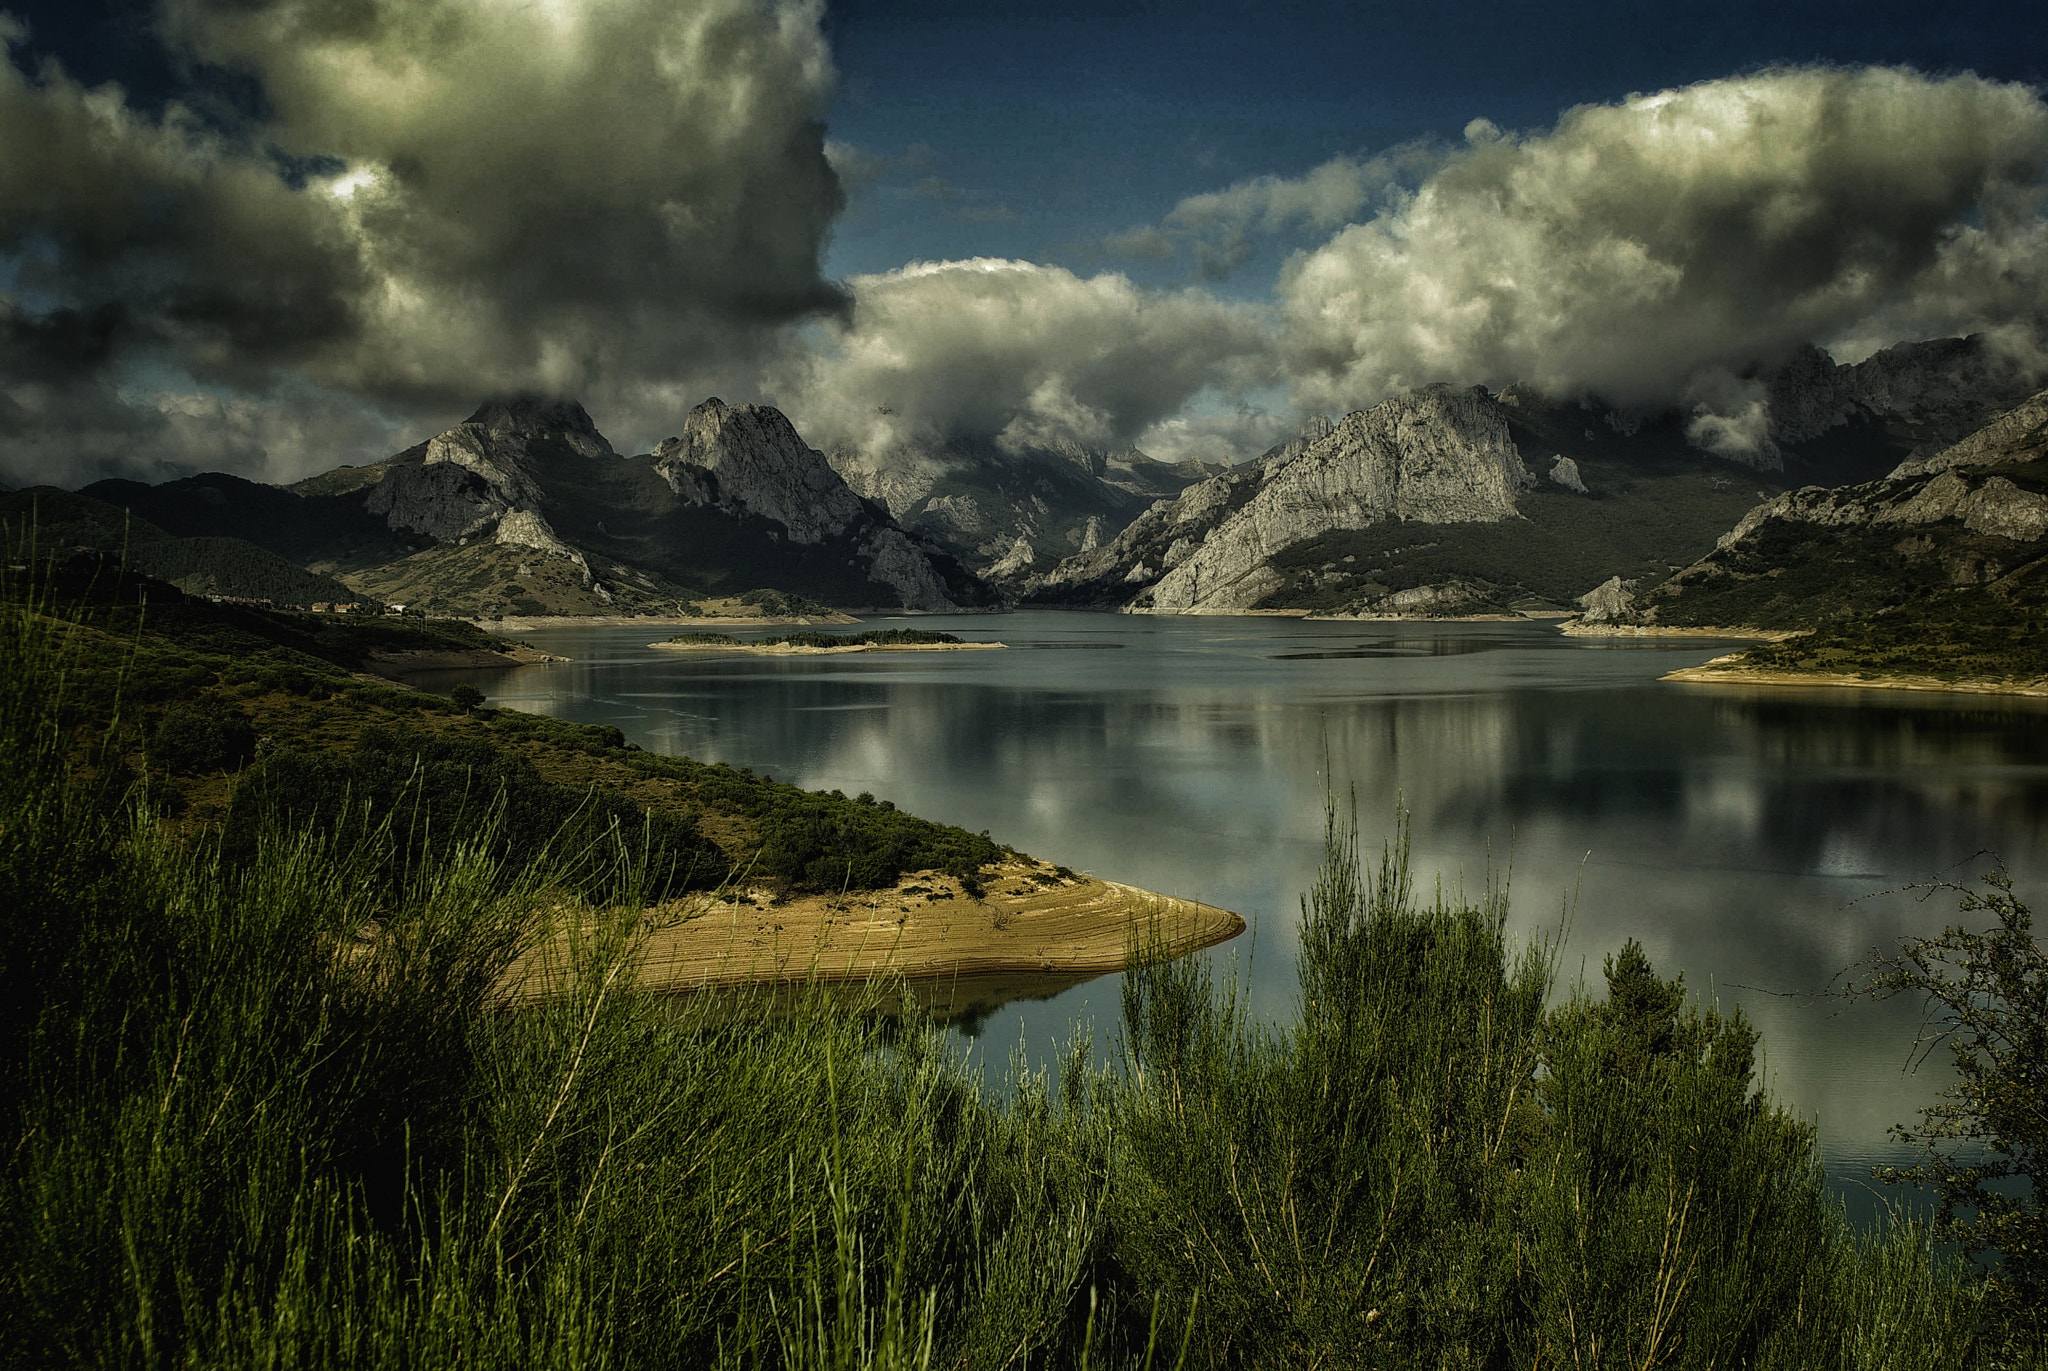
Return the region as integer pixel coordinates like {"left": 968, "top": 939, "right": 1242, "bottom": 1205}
{"left": 1277, "top": 67, "right": 2048, "bottom": 416}
{"left": 766, "top": 258, "right": 1277, "bottom": 460}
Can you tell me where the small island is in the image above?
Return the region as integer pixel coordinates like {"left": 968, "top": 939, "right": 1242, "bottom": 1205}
{"left": 649, "top": 627, "right": 1005, "bottom": 654}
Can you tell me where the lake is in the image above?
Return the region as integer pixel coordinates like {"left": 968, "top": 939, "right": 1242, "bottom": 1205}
{"left": 440, "top": 610, "right": 2048, "bottom": 1208}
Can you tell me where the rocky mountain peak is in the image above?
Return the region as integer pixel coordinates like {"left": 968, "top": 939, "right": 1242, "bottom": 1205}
{"left": 463, "top": 395, "right": 613, "bottom": 457}
{"left": 652, "top": 399, "right": 871, "bottom": 547}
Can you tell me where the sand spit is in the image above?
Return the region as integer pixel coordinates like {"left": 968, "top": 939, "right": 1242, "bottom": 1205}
{"left": 648, "top": 639, "right": 1005, "bottom": 656}
{"left": 505, "top": 860, "right": 1245, "bottom": 1004}
{"left": 1662, "top": 656, "right": 2048, "bottom": 697}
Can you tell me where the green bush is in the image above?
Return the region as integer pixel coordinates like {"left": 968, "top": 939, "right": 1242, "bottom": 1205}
{"left": 150, "top": 698, "right": 259, "bottom": 775}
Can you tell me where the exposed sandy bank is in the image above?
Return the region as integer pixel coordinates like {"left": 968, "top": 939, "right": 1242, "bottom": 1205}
{"left": 647, "top": 640, "right": 1005, "bottom": 656}
{"left": 1560, "top": 622, "right": 1805, "bottom": 640}
{"left": 505, "top": 860, "right": 1245, "bottom": 1003}
{"left": 1662, "top": 656, "right": 2048, "bottom": 697}
{"left": 363, "top": 643, "right": 569, "bottom": 677}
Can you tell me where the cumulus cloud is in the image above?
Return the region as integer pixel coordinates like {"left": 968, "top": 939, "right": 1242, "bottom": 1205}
{"left": 1277, "top": 67, "right": 2048, "bottom": 423}
{"left": 764, "top": 259, "right": 1276, "bottom": 461}
{"left": 0, "top": 0, "right": 844, "bottom": 483}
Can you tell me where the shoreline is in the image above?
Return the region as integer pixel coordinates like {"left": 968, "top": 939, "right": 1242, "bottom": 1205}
{"left": 1662, "top": 656, "right": 2048, "bottom": 697}
{"left": 648, "top": 639, "right": 1005, "bottom": 656}
{"left": 1561, "top": 622, "right": 1806, "bottom": 640}
{"left": 506, "top": 860, "right": 1246, "bottom": 1002}
{"left": 364, "top": 643, "right": 570, "bottom": 677}
{"left": 475, "top": 611, "right": 861, "bottom": 631}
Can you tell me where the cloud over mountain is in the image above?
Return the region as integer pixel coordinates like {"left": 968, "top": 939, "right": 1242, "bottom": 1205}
{"left": 767, "top": 258, "right": 1276, "bottom": 460}
{"left": 0, "top": 0, "right": 843, "bottom": 484}
{"left": 1277, "top": 67, "right": 2048, "bottom": 431}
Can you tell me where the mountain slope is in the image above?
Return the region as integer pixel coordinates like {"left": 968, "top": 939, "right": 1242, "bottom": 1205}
{"left": 1026, "top": 385, "right": 1782, "bottom": 615}
{"left": 1, "top": 487, "right": 377, "bottom": 607}
{"left": 89, "top": 397, "right": 997, "bottom": 618}
{"left": 828, "top": 435, "right": 1222, "bottom": 587}
{"left": 1023, "top": 337, "right": 2041, "bottom": 619}
{"left": 1584, "top": 389, "right": 2048, "bottom": 638}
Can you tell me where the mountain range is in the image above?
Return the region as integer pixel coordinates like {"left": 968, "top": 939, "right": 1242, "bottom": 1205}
{"left": 64, "top": 397, "right": 997, "bottom": 618}
{"left": 1019, "top": 334, "right": 2044, "bottom": 617}
{"left": 10, "top": 333, "right": 2039, "bottom": 626}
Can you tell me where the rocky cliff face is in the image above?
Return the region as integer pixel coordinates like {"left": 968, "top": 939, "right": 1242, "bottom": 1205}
{"left": 1026, "top": 386, "right": 1530, "bottom": 612}
{"left": 1592, "top": 387, "right": 2048, "bottom": 630}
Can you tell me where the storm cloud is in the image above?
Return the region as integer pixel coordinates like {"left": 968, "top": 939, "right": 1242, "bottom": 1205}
{"left": 767, "top": 258, "right": 1276, "bottom": 461}
{"left": 1277, "top": 67, "right": 2048, "bottom": 425}
{"left": 0, "top": 0, "right": 844, "bottom": 483}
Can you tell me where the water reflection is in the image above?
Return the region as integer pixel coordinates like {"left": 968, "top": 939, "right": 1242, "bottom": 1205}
{"left": 459, "top": 612, "right": 2048, "bottom": 1198}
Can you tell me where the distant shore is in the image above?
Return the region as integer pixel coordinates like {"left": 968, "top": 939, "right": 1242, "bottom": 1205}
{"left": 1561, "top": 622, "right": 1806, "bottom": 640}
{"left": 475, "top": 611, "right": 860, "bottom": 631}
{"left": 364, "top": 642, "right": 570, "bottom": 676}
{"left": 649, "top": 639, "right": 1004, "bottom": 655}
{"left": 1662, "top": 655, "right": 2048, "bottom": 697}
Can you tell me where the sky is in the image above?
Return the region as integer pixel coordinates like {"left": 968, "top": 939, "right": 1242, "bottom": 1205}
{"left": 2, "top": 0, "right": 2045, "bottom": 488}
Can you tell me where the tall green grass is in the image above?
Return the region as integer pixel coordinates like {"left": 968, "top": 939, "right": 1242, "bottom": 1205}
{"left": 0, "top": 584, "right": 2016, "bottom": 1368}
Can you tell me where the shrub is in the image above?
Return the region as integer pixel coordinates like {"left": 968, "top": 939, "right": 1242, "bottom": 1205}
{"left": 150, "top": 698, "right": 258, "bottom": 775}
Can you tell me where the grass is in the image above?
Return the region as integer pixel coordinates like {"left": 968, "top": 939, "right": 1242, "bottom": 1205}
{"left": 1, "top": 565, "right": 2036, "bottom": 1368}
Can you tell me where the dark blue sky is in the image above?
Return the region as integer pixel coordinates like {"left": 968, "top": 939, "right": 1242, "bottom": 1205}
{"left": 11, "top": 0, "right": 2044, "bottom": 287}
{"left": 814, "top": 0, "right": 2047, "bottom": 282}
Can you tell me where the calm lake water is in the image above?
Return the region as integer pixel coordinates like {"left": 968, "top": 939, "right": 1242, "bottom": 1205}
{"left": 442, "top": 610, "right": 2048, "bottom": 1208}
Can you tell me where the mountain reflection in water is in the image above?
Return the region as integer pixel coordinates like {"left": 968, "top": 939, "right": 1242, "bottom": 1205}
{"left": 456, "top": 611, "right": 2048, "bottom": 1209}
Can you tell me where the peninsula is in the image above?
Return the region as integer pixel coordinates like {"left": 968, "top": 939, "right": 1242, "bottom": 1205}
{"left": 650, "top": 628, "right": 1003, "bottom": 654}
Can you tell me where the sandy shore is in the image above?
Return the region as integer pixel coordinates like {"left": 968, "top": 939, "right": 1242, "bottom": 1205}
{"left": 1561, "top": 622, "right": 1806, "bottom": 640}
{"left": 648, "top": 639, "right": 1005, "bottom": 655}
{"left": 505, "top": 860, "right": 1245, "bottom": 1003}
{"left": 1662, "top": 656, "right": 2048, "bottom": 697}
{"left": 363, "top": 643, "right": 570, "bottom": 677}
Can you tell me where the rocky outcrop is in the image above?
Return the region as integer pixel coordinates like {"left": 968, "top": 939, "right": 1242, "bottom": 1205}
{"left": 1027, "top": 386, "right": 1529, "bottom": 612}
{"left": 654, "top": 400, "right": 873, "bottom": 546}
{"left": 1549, "top": 456, "right": 1588, "bottom": 493}
{"left": 1576, "top": 576, "right": 1638, "bottom": 623}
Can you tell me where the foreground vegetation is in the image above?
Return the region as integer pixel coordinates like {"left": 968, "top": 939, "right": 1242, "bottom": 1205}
{"left": 4, "top": 571, "right": 2042, "bottom": 1367}
{"left": 16, "top": 560, "right": 1001, "bottom": 896}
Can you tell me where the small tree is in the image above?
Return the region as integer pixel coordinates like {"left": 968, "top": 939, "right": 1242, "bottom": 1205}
{"left": 1851, "top": 871, "right": 2047, "bottom": 1347}
{"left": 449, "top": 683, "right": 485, "bottom": 712}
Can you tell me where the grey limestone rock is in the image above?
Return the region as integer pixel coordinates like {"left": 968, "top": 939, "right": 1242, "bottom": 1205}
{"left": 1144, "top": 385, "right": 1530, "bottom": 611}
{"left": 1549, "top": 456, "right": 1588, "bottom": 493}
{"left": 1576, "top": 575, "right": 1640, "bottom": 624}
{"left": 653, "top": 399, "right": 872, "bottom": 547}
